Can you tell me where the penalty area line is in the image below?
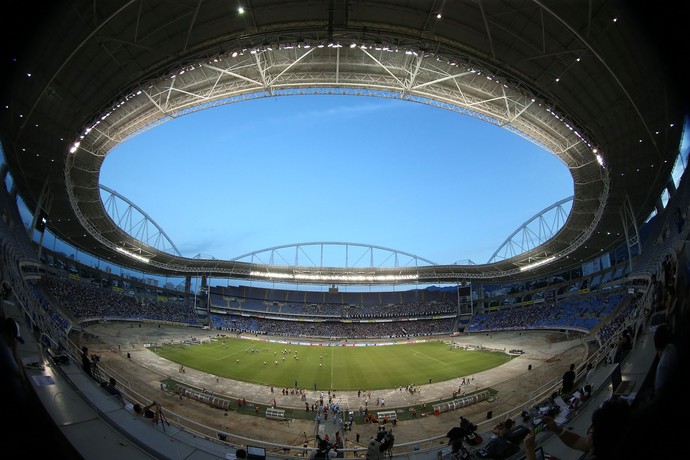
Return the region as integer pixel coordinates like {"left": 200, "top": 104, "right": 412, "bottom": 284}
{"left": 412, "top": 350, "right": 451, "bottom": 366}
{"left": 330, "top": 348, "right": 334, "bottom": 389}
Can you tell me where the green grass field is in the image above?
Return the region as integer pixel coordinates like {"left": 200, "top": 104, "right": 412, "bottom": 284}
{"left": 154, "top": 337, "right": 510, "bottom": 391}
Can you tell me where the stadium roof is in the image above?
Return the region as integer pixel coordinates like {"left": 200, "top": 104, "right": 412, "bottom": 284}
{"left": 1, "top": 0, "right": 687, "bottom": 285}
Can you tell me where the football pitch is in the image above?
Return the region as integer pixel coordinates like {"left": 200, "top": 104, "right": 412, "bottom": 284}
{"left": 153, "top": 337, "right": 510, "bottom": 391}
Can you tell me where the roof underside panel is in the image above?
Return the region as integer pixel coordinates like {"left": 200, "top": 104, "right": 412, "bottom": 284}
{"left": 0, "top": 0, "right": 685, "bottom": 284}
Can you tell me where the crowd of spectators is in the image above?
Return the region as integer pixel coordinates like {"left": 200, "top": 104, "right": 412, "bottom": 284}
{"left": 43, "top": 277, "right": 202, "bottom": 326}
{"left": 464, "top": 290, "right": 625, "bottom": 334}
{"left": 32, "top": 273, "right": 640, "bottom": 345}
{"left": 215, "top": 296, "right": 458, "bottom": 319}
{"left": 3, "top": 272, "right": 464, "bottom": 340}
{"left": 210, "top": 314, "right": 456, "bottom": 338}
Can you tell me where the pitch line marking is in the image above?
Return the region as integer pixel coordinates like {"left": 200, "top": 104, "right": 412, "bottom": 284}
{"left": 330, "top": 348, "right": 334, "bottom": 388}
{"left": 214, "top": 349, "right": 243, "bottom": 361}
{"left": 412, "top": 350, "right": 450, "bottom": 366}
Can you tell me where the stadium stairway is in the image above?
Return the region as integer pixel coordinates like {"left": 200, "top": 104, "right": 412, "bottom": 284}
{"left": 316, "top": 416, "right": 344, "bottom": 448}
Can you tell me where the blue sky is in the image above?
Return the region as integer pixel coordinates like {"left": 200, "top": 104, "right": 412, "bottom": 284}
{"left": 100, "top": 95, "right": 574, "bottom": 266}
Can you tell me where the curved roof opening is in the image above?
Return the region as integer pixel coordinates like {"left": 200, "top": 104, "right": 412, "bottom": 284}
{"left": 100, "top": 94, "right": 573, "bottom": 266}
{"left": 2, "top": 0, "right": 684, "bottom": 283}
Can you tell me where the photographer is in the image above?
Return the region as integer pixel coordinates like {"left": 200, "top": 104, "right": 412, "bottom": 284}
{"left": 540, "top": 398, "right": 633, "bottom": 460}
{"left": 441, "top": 438, "right": 468, "bottom": 460}
{"left": 81, "top": 346, "right": 93, "bottom": 379}
{"left": 309, "top": 438, "right": 336, "bottom": 460}
{"left": 102, "top": 377, "right": 125, "bottom": 407}
{"left": 366, "top": 429, "right": 394, "bottom": 460}
{"left": 491, "top": 418, "right": 514, "bottom": 437}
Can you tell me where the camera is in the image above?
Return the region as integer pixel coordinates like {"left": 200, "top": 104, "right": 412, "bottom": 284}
{"left": 316, "top": 437, "right": 331, "bottom": 454}
{"left": 91, "top": 354, "right": 101, "bottom": 363}
{"left": 379, "top": 429, "right": 394, "bottom": 451}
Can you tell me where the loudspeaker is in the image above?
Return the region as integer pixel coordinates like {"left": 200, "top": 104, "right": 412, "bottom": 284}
{"left": 487, "top": 411, "right": 492, "bottom": 420}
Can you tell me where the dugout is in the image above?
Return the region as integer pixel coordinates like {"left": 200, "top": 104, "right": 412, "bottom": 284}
{"left": 432, "top": 390, "right": 491, "bottom": 415}
{"left": 266, "top": 408, "right": 286, "bottom": 420}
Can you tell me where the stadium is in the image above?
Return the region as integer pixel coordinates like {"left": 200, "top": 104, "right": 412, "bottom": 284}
{"left": 1, "top": 1, "right": 688, "bottom": 460}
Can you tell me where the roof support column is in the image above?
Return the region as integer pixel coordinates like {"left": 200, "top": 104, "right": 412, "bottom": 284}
{"left": 184, "top": 276, "right": 192, "bottom": 306}
{"left": 620, "top": 195, "right": 642, "bottom": 273}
